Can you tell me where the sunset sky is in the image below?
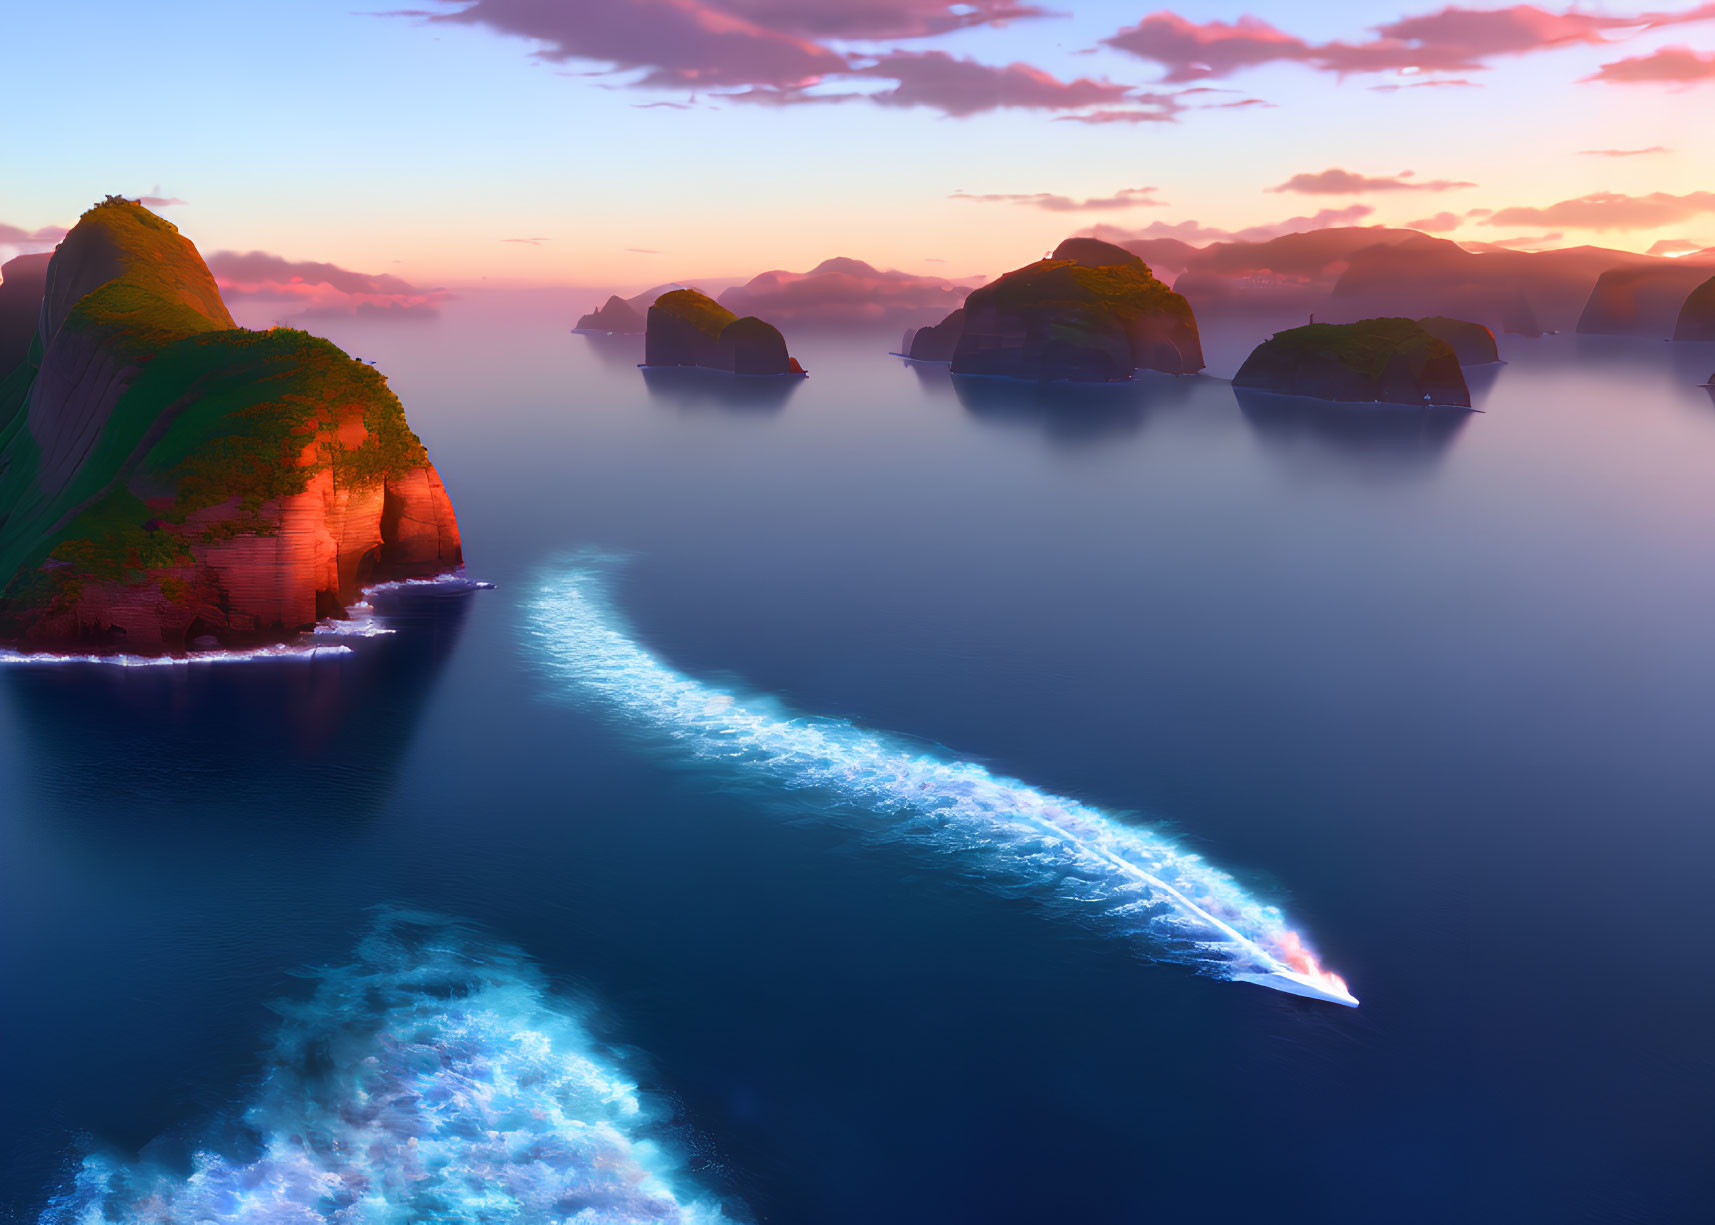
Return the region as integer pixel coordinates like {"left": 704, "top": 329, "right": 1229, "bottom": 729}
{"left": 3, "top": 1, "right": 1713, "bottom": 296}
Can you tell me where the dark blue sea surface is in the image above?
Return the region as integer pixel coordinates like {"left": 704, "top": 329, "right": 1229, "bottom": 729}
{"left": 2, "top": 298, "right": 1713, "bottom": 1223}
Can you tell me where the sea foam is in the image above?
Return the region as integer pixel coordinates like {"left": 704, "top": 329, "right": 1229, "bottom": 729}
{"left": 526, "top": 557, "right": 1355, "bottom": 1005}
{"left": 40, "top": 912, "right": 735, "bottom": 1224}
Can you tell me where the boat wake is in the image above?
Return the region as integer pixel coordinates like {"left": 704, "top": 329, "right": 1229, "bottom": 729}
{"left": 526, "top": 557, "right": 1356, "bottom": 1007}
{"left": 39, "top": 912, "right": 735, "bottom": 1225}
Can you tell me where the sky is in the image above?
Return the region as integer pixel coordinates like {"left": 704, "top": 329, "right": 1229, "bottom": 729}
{"left": 1, "top": 1, "right": 1712, "bottom": 297}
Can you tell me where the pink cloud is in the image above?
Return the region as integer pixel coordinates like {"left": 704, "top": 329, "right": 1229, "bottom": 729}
{"left": 415, "top": 0, "right": 845, "bottom": 90}
{"left": 1584, "top": 44, "right": 1715, "bottom": 83}
{"left": 399, "top": 2, "right": 1110, "bottom": 116}
{"left": 0, "top": 221, "right": 68, "bottom": 253}
{"left": 1407, "top": 211, "right": 1465, "bottom": 232}
{"left": 206, "top": 251, "right": 448, "bottom": 318}
{"left": 1053, "top": 104, "right": 1180, "bottom": 123}
{"left": 718, "top": 1, "right": 1051, "bottom": 39}
{"left": 1648, "top": 238, "right": 1708, "bottom": 256}
{"left": 1101, "top": 13, "right": 1313, "bottom": 83}
{"left": 951, "top": 187, "right": 1165, "bottom": 212}
{"left": 1368, "top": 76, "right": 1481, "bottom": 90}
{"left": 1103, "top": 4, "right": 1715, "bottom": 82}
{"left": 1472, "top": 231, "right": 1566, "bottom": 250}
{"left": 1484, "top": 190, "right": 1715, "bottom": 230}
{"left": 1083, "top": 204, "right": 1377, "bottom": 247}
{"left": 1270, "top": 168, "right": 1477, "bottom": 194}
{"left": 1580, "top": 145, "right": 1671, "bottom": 156}
{"left": 860, "top": 51, "right": 1132, "bottom": 115}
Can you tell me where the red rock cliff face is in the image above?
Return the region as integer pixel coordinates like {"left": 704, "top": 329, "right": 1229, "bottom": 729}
{"left": 0, "top": 200, "right": 463, "bottom": 653}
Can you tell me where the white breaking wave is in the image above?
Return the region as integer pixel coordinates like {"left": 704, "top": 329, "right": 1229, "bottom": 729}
{"left": 526, "top": 559, "right": 1356, "bottom": 1007}
{"left": 40, "top": 912, "right": 736, "bottom": 1225}
{"left": 0, "top": 573, "right": 492, "bottom": 667}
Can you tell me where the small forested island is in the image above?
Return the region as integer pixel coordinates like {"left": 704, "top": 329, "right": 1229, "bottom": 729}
{"left": 644, "top": 289, "right": 805, "bottom": 376}
{"left": 922, "top": 237, "right": 1202, "bottom": 381}
{"left": 1416, "top": 316, "right": 1499, "bottom": 365}
{"left": 1234, "top": 318, "right": 1472, "bottom": 407}
{"left": 1673, "top": 275, "right": 1715, "bottom": 342}
{"left": 575, "top": 294, "right": 646, "bottom": 334}
{"left": 0, "top": 198, "right": 461, "bottom": 652}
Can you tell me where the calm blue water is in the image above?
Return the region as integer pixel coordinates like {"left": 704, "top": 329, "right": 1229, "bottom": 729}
{"left": 2, "top": 297, "right": 1713, "bottom": 1223}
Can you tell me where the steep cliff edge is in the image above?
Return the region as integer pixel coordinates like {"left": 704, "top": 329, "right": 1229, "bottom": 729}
{"left": 950, "top": 237, "right": 1202, "bottom": 381}
{"left": 0, "top": 253, "right": 52, "bottom": 376}
{"left": 1577, "top": 265, "right": 1713, "bottom": 337}
{"left": 644, "top": 289, "right": 804, "bottom": 376}
{"left": 0, "top": 198, "right": 461, "bottom": 652}
{"left": 904, "top": 307, "right": 965, "bottom": 362}
{"left": 1234, "top": 318, "right": 1471, "bottom": 407}
{"left": 1672, "top": 275, "right": 1715, "bottom": 342}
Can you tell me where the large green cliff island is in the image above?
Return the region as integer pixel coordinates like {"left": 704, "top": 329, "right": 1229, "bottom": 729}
{"left": 644, "top": 289, "right": 804, "bottom": 376}
{"left": 1234, "top": 318, "right": 1472, "bottom": 407}
{"left": 0, "top": 198, "right": 462, "bottom": 652}
{"left": 947, "top": 237, "right": 1204, "bottom": 381}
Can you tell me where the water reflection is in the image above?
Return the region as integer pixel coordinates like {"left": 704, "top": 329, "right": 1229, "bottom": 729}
{"left": 575, "top": 330, "right": 646, "bottom": 371}
{"left": 1235, "top": 387, "right": 1471, "bottom": 479}
{"left": 1463, "top": 362, "right": 1504, "bottom": 408}
{"left": 641, "top": 365, "right": 800, "bottom": 413}
{"left": 0, "top": 587, "right": 473, "bottom": 835}
{"left": 945, "top": 370, "right": 1197, "bottom": 445}
{"left": 901, "top": 357, "right": 956, "bottom": 399}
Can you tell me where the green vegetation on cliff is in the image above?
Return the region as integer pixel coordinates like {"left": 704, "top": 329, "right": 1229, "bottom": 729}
{"left": 652, "top": 289, "right": 738, "bottom": 338}
{"left": 1234, "top": 317, "right": 1471, "bottom": 407}
{"left": 976, "top": 259, "right": 1195, "bottom": 334}
{"left": 0, "top": 199, "right": 438, "bottom": 637}
{"left": 53, "top": 198, "right": 233, "bottom": 355}
{"left": 1253, "top": 318, "right": 1447, "bottom": 380}
{"left": 951, "top": 238, "right": 1203, "bottom": 380}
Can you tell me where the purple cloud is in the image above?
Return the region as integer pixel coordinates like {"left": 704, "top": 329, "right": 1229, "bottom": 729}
{"left": 206, "top": 250, "right": 448, "bottom": 317}
{"left": 1103, "top": 4, "right": 1715, "bottom": 82}
{"left": 718, "top": 1, "right": 1051, "bottom": 39}
{"left": 951, "top": 187, "right": 1165, "bottom": 212}
{"left": 415, "top": 0, "right": 845, "bottom": 89}
{"left": 1580, "top": 145, "right": 1670, "bottom": 156}
{"left": 0, "top": 222, "right": 68, "bottom": 253}
{"left": 1584, "top": 45, "right": 1715, "bottom": 84}
{"left": 860, "top": 51, "right": 1132, "bottom": 115}
{"left": 1270, "top": 168, "right": 1477, "bottom": 194}
{"left": 1083, "top": 204, "right": 1377, "bottom": 247}
{"left": 1483, "top": 190, "right": 1715, "bottom": 230}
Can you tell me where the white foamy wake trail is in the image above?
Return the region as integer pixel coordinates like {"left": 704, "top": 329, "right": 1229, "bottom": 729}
{"left": 40, "top": 912, "right": 736, "bottom": 1225}
{"left": 527, "top": 560, "right": 1356, "bottom": 1007}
